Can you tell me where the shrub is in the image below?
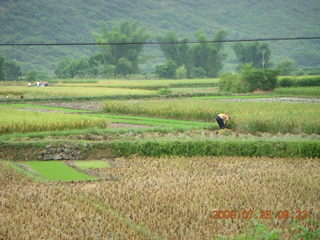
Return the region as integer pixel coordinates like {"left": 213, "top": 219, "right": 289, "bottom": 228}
{"left": 278, "top": 77, "right": 294, "bottom": 87}
{"left": 175, "top": 65, "right": 187, "bottom": 79}
{"left": 157, "top": 88, "right": 172, "bottom": 95}
{"left": 154, "top": 60, "right": 177, "bottom": 79}
{"left": 220, "top": 65, "right": 279, "bottom": 93}
{"left": 240, "top": 64, "right": 278, "bottom": 92}
{"left": 278, "top": 76, "right": 320, "bottom": 87}
{"left": 218, "top": 73, "right": 241, "bottom": 93}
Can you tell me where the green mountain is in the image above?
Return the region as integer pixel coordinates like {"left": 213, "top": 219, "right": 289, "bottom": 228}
{"left": 0, "top": 0, "right": 319, "bottom": 74}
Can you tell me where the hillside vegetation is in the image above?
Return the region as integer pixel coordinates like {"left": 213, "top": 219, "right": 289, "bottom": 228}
{"left": 0, "top": 0, "right": 319, "bottom": 73}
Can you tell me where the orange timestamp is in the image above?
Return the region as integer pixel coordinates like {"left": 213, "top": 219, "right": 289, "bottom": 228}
{"left": 209, "top": 210, "right": 309, "bottom": 220}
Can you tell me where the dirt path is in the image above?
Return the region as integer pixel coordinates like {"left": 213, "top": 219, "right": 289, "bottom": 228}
{"left": 43, "top": 101, "right": 104, "bottom": 111}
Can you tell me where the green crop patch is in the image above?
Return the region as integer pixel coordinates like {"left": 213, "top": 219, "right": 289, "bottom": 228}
{"left": 89, "top": 113, "right": 212, "bottom": 129}
{"left": 74, "top": 160, "right": 111, "bottom": 169}
{"left": 23, "top": 161, "right": 97, "bottom": 182}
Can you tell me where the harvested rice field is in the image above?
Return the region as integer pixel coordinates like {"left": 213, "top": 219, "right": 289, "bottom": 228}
{"left": 1, "top": 156, "right": 319, "bottom": 239}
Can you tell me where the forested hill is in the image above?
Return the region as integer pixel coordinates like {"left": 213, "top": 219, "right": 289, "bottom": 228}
{"left": 0, "top": 0, "right": 319, "bottom": 73}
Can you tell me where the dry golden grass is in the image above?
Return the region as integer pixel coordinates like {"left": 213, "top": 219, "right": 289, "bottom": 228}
{"left": 1, "top": 157, "right": 319, "bottom": 239}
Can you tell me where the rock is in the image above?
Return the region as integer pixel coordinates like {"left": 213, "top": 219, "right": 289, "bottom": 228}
{"left": 43, "top": 154, "right": 53, "bottom": 160}
{"left": 52, "top": 154, "right": 62, "bottom": 160}
{"left": 61, "top": 154, "right": 70, "bottom": 160}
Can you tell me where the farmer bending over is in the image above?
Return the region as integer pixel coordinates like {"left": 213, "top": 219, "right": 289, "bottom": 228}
{"left": 216, "top": 113, "right": 230, "bottom": 129}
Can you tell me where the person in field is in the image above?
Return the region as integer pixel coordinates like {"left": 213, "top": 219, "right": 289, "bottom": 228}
{"left": 216, "top": 113, "right": 230, "bottom": 129}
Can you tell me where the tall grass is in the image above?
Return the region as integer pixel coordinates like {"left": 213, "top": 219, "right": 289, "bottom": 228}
{"left": 0, "top": 108, "right": 109, "bottom": 134}
{"left": 103, "top": 99, "right": 320, "bottom": 134}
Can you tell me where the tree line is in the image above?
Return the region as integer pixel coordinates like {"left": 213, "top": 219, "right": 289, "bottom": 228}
{"left": 1, "top": 21, "right": 300, "bottom": 89}
{"left": 54, "top": 21, "right": 280, "bottom": 80}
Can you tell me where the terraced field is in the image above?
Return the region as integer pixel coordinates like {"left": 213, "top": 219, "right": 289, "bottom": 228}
{"left": 0, "top": 79, "right": 319, "bottom": 239}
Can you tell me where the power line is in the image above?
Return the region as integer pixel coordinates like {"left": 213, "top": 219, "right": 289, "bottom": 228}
{"left": 0, "top": 36, "right": 319, "bottom": 46}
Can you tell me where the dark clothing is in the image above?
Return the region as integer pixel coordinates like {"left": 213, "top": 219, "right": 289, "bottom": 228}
{"left": 216, "top": 116, "right": 225, "bottom": 129}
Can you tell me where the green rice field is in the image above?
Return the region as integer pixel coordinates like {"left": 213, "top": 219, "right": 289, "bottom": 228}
{"left": 25, "top": 161, "right": 97, "bottom": 181}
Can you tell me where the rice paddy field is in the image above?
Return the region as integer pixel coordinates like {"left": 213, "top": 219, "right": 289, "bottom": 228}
{"left": 1, "top": 157, "right": 319, "bottom": 239}
{"left": 102, "top": 99, "right": 320, "bottom": 134}
{"left": 0, "top": 85, "right": 156, "bottom": 100}
{"left": 0, "top": 77, "right": 319, "bottom": 239}
{"left": 0, "top": 107, "right": 109, "bottom": 134}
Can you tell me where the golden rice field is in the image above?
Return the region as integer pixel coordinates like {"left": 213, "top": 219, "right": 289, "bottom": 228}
{"left": 0, "top": 156, "right": 319, "bottom": 240}
{"left": 103, "top": 99, "right": 320, "bottom": 134}
{"left": 0, "top": 86, "right": 156, "bottom": 99}
{"left": 0, "top": 108, "right": 109, "bottom": 134}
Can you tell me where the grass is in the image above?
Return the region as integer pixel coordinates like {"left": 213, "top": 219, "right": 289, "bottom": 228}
{"left": 24, "top": 161, "right": 97, "bottom": 181}
{"left": 74, "top": 160, "right": 111, "bottom": 169}
{"left": 273, "top": 87, "right": 320, "bottom": 97}
{"left": 96, "top": 139, "right": 320, "bottom": 158}
{"left": 1, "top": 135, "right": 319, "bottom": 160}
{"left": 102, "top": 99, "right": 320, "bottom": 134}
{"left": 0, "top": 107, "right": 109, "bottom": 134}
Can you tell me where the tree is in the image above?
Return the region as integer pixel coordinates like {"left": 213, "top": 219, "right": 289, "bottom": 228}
{"left": 25, "top": 70, "right": 37, "bottom": 81}
{"left": 155, "top": 30, "right": 227, "bottom": 78}
{"left": 232, "top": 42, "right": 271, "bottom": 70}
{"left": 0, "top": 55, "right": 5, "bottom": 80}
{"left": 188, "top": 30, "right": 227, "bottom": 78}
{"left": 154, "top": 60, "right": 177, "bottom": 79}
{"left": 55, "top": 57, "right": 98, "bottom": 78}
{"left": 277, "top": 59, "right": 296, "bottom": 76}
{"left": 4, "top": 60, "right": 22, "bottom": 80}
{"left": 93, "top": 21, "right": 149, "bottom": 76}
{"left": 175, "top": 65, "right": 187, "bottom": 79}
{"left": 156, "top": 32, "right": 189, "bottom": 68}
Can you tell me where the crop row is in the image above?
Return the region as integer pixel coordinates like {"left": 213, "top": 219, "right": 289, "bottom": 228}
{"left": 103, "top": 99, "right": 320, "bottom": 134}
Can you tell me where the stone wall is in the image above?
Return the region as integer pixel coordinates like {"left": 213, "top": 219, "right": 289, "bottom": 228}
{"left": 37, "top": 144, "right": 87, "bottom": 160}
